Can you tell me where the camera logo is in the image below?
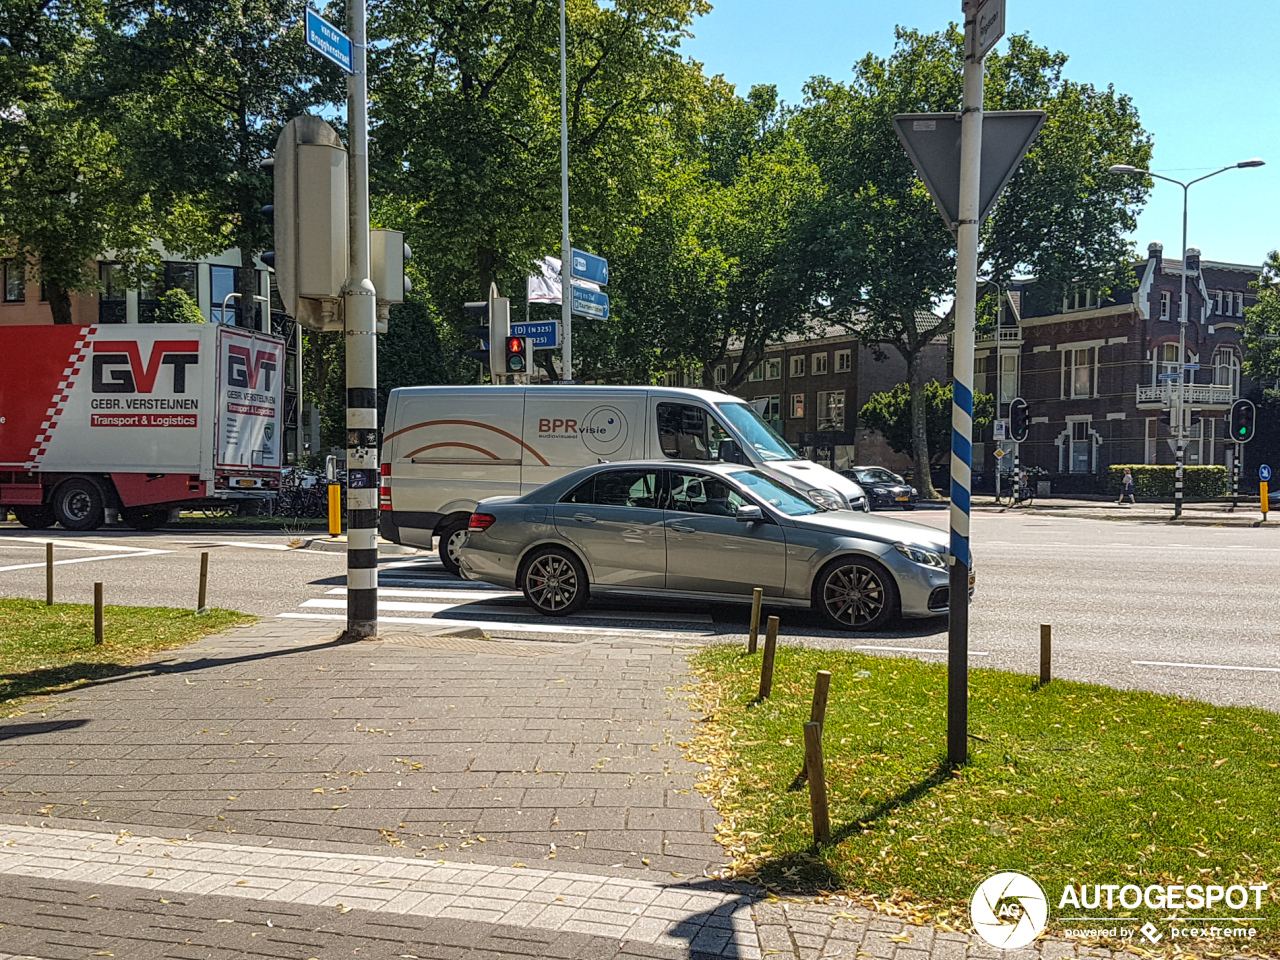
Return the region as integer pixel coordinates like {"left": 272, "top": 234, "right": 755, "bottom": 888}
{"left": 970, "top": 870, "right": 1049, "bottom": 949}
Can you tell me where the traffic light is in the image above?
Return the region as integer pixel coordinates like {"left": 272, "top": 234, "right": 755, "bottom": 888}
{"left": 1009, "top": 397, "right": 1029, "bottom": 442}
{"left": 269, "top": 116, "right": 349, "bottom": 331}
{"left": 505, "top": 336, "right": 529, "bottom": 374}
{"left": 462, "top": 283, "right": 511, "bottom": 374}
{"left": 370, "top": 229, "right": 412, "bottom": 335}
{"left": 1230, "top": 398, "right": 1256, "bottom": 443}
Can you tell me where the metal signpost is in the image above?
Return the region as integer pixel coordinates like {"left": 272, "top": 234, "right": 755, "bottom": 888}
{"left": 894, "top": 0, "right": 1042, "bottom": 766}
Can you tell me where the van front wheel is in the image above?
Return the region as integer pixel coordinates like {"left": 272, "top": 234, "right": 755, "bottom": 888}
{"left": 436, "top": 518, "right": 469, "bottom": 576}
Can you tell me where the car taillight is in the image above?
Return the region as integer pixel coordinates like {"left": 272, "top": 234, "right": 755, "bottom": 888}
{"left": 468, "top": 513, "right": 496, "bottom": 531}
{"left": 379, "top": 462, "right": 391, "bottom": 511}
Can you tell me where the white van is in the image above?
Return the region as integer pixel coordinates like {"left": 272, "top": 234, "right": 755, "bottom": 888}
{"left": 379, "top": 385, "right": 868, "bottom": 573}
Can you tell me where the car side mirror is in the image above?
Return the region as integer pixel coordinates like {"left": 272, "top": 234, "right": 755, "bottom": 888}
{"left": 736, "top": 504, "right": 763, "bottom": 522}
{"left": 718, "top": 438, "right": 747, "bottom": 464}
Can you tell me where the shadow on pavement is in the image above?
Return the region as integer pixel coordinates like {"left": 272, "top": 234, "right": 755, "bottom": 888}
{"left": 0, "top": 718, "right": 90, "bottom": 740}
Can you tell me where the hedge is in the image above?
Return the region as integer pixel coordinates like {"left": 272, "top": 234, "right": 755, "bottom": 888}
{"left": 1108, "top": 464, "right": 1227, "bottom": 499}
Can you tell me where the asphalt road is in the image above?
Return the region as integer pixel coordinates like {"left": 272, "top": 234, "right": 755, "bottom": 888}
{"left": 2, "top": 510, "right": 1278, "bottom": 711}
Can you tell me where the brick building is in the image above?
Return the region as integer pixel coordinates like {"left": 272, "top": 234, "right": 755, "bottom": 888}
{"left": 975, "top": 242, "right": 1260, "bottom": 490}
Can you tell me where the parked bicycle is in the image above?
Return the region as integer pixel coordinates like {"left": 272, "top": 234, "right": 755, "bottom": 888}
{"left": 995, "top": 470, "right": 1036, "bottom": 507}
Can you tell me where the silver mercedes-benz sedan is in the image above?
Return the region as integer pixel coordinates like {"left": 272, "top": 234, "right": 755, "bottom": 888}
{"left": 457, "top": 461, "right": 968, "bottom": 631}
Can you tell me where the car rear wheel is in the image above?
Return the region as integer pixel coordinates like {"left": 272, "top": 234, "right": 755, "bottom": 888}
{"left": 814, "top": 556, "right": 898, "bottom": 631}
{"left": 13, "top": 504, "right": 56, "bottom": 530}
{"left": 520, "top": 547, "right": 589, "bottom": 616}
{"left": 52, "top": 478, "right": 105, "bottom": 532}
{"left": 436, "top": 517, "right": 469, "bottom": 576}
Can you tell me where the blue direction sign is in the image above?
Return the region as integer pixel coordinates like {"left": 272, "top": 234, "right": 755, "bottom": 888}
{"left": 1260, "top": 464, "right": 1272, "bottom": 482}
{"left": 305, "top": 8, "right": 353, "bottom": 74}
{"left": 571, "top": 286, "right": 609, "bottom": 320}
{"left": 511, "top": 320, "right": 560, "bottom": 349}
{"left": 571, "top": 248, "right": 609, "bottom": 286}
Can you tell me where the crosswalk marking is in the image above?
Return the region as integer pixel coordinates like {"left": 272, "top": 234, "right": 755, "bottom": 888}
{"left": 326, "top": 586, "right": 519, "bottom": 601}
{"left": 278, "top": 612, "right": 713, "bottom": 639}
{"left": 298, "top": 596, "right": 714, "bottom": 624}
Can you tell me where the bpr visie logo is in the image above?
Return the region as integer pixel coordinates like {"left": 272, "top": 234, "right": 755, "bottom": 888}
{"left": 579, "top": 405, "right": 628, "bottom": 456}
{"left": 970, "top": 870, "right": 1049, "bottom": 949}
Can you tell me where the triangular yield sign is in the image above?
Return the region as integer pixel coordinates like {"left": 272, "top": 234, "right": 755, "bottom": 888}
{"left": 892, "top": 110, "right": 1046, "bottom": 231}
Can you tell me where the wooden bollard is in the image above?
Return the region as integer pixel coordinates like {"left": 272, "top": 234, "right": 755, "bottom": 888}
{"left": 1039, "top": 623, "right": 1051, "bottom": 685}
{"left": 46, "top": 542, "right": 54, "bottom": 606}
{"left": 801, "top": 671, "right": 832, "bottom": 780}
{"left": 747, "top": 587, "right": 763, "bottom": 653}
{"left": 197, "top": 551, "right": 210, "bottom": 613}
{"left": 803, "top": 721, "right": 831, "bottom": 844}
{"left": 757, "top": 616, "right": 780, "bottom": 699}
{"left": 93, "top": 582, "right": 104, "bottom": 646}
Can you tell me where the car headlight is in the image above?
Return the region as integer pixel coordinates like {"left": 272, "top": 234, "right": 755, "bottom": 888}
{"left": 807, "top": 488, "right": 847, "bottom": 510}
{"left": 872, "top": 487, "right": 887, "bottom": 494}
{"left": 910, "top": 487, "right": 918, "bottom": 495}
{"left": 894, "top": 541, "right": 946, "bottom": 568}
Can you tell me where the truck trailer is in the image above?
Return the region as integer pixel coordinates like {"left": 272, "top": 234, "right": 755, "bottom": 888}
{"left": 0, "top": 323, "right": 285, "bottom": 531}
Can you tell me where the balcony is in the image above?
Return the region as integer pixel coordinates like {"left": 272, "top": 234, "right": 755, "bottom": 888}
{"left": 1136, "top": 382, "right": 1235, "bottom": 408}
{"left": 976, "top": 326, "right": 1023, "bottom": 346}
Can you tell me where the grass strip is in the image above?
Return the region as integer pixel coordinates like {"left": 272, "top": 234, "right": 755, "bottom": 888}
{"left": 1, "top": 599, "right": 255, "bottom": 714}
{"left": 689, "top": 643, "right": 1279, "bottom": 945}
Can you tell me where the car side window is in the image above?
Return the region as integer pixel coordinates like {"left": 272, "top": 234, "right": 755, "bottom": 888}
{"left": 563, "top": 469, "right": 660, "bottom": 509}
{"left": 667, "top": 471, "right": 748, "bottom": 517}
{"left": 656, "top": 403, "right": 731, "bottom": 461}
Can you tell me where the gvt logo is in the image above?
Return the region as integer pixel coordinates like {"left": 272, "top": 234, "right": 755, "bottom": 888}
{"left": 92, "top": 340, "right": 200, "bottom": 393}
{"left": 226, "top": 345, "right": 278, "bottom": 392}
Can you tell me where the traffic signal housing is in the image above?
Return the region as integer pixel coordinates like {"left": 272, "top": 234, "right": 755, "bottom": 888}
{"left": 462, "top": 283, "right": 511, "bottom": 374}
{"left": 1009, "top": 397, "right": 1029, "bottom": 442}
{"left": 1230, "top": 398, "right": 1256, "bottom": 443}
{"left": 505, "top": 336, "right": 529, "bottom": 374}
{"left": 370, "top": 228, "right": 412, "bottom": 335}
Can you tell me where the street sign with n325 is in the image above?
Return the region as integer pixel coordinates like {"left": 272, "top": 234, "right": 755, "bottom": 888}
{"left": 511, "top": 320, "right": 560, "bottom": 349}
{"left": 571, "top": 249, "right": 608, "bottom": 286}
{"left": 305, "top": 8, "right": 353, "bottom": 74}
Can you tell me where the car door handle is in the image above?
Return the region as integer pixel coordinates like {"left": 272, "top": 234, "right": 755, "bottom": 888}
{"left": 669, "top": 523, "right": 695, "bottom": 533}
{"left": 572, "top": 513, "right": 598, "bottom": 523}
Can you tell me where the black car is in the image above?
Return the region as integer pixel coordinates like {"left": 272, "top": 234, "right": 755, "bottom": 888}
{"left": 842, "top": 466, "right": 919, "bottom": 510}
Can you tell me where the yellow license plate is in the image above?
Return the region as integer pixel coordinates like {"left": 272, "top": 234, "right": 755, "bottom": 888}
{"left": 896, "top": 496, "right": 910, "bottom": 501}
{"left": 235, "top": 478, "right": 258, "bottom": 487}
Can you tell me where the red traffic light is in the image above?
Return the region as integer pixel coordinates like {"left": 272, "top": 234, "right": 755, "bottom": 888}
{"left": 505, "top": 337, "right": 524, "bottom": 354}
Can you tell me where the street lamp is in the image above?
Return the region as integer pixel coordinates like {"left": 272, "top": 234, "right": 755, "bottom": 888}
{"left": 1108, "top": 159, "right": 1265, "bottom": 517}
{"left": 219, "top": 291, "right": 270, "bottom": 327}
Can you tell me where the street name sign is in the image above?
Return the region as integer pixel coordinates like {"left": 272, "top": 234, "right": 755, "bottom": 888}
{"left": 1158, "top": 373, "right": 1181, "bottom": 381}
{"left": 571, "top": 285, "right": 610, "bottom": 320}
{"left": 965, "top": 0, "right": 1005, "bottom": 61}
{"left": 571, "top": 249, "right": 609, "bottom": 286}
{"left": 511, "top": 320, "right": 560, "bottom": 349}
{"left": 305, "top": 8, "right": 353, "bottom": 74}
{"left": 893, "top": 110, "right": 1046, "bottom": 232}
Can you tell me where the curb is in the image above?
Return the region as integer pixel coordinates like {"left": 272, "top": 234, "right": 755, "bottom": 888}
{"left": 298, "top": 536, "right": 423, "bottom": 555}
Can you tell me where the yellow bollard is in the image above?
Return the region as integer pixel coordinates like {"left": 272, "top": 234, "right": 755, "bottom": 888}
{"left": 328, "top": 483, "right": 342, "bottom": 536}
{"left": 1263, "top": 480, "right": 1270, "bottom": 521}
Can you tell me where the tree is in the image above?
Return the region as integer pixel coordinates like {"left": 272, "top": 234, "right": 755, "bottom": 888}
{"left": 859, "top": 380, "right": 993, "bottom": 467}
{"left": 152, "top": 287, "right": 205, "bottom": 323}
{"left": 1242, "top": 250, "right": 1280, "bottom": 386}
{"left": 792, "top": 27, "right": 1151, "bottom": 496}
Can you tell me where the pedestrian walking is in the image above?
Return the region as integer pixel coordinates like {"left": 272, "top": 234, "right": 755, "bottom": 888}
{"left": 1117, "top": 468, "right": 1136, "bottom": 505}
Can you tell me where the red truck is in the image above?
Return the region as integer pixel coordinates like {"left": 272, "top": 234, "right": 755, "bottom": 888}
{"left": 0, "top": 323, "right": 285, "bottom": 531}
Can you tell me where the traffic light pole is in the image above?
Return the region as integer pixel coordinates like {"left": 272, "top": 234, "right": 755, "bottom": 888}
{"left": 343, "top": 0, "right": 379, "bottom": 639}
{"left": 558, "top": 0, "right": 572, "bottom": 381}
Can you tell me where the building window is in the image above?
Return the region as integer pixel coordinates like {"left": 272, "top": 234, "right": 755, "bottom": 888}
{"left": 2, "top": 260, "right": 24, "bottom": 302}
{"left": 1155, "top": 342, "right": 1180, "bottom": 384}
{"left": 790, "top": 355, "right": 805, "bottom": 377}
{"left": 1212, "top": 290, "right": 1223, "bottom": 314}
{"left": 765, "top": 358, "right": 782, "bottom": 380}
{"left": 211, "top": 265, "right": 238, "bottom": 323}
{"left": 1235, "top": 292, "right": 1245, "bottom": 316}
{"left": 789, "top": 393, "right": 805, "bottom": 419}
{"left": 816, "top": 390, "right": 845, "bottom": 430}
{"left": 755, "top": 395, "right": 780, "bottom": 421}
{"left": 1000, "top": 353, "right": 1018, "bottom": 405}
{"left": 1063, "top": 287, "right": 1098, "bottom": 312}
{"left": 1063, "top": 347, "right": 1094, "bottom": 399}
{"left": 1213, "top": 347, "right": 1240, "bottom": 394}
{"left": 811, "top": 352, "right": 828, "bottom": 375}
{"left": 713, "top": 365, "right": 727, "bottom": 386}
{"left": 747, "top": 363, "right": 764, "bottom": 382}
{"left": 1160, "top": 291, "right": 1171, "bottom": 320}
{"left": 1069, "top": 420, "right": 1093, "bottom": 474}
{"left": 835, "top": 349, "right": 852, "bottom": 373}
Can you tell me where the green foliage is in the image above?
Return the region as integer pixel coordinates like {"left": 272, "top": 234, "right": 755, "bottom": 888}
{"left": 1107, "top": 465, "right": 1227, "bottom": 500}
{"left": 151, "top": 288, "right": 206, "bottom": 323}
{"left": 689, "top": 643, "right": 1280, "bottom": 943}
{"left": 1242, "top": 250, "right": 1280, "bottom": 385}
{"left": 859, "top": 381, "right": 993, "bottom": 465}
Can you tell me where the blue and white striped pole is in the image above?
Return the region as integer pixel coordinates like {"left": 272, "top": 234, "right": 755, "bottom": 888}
{"left": 948, "top": 4, "right": 986, "bottom": 767}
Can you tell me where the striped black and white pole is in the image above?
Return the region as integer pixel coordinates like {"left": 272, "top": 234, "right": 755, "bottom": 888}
{"left": 1174, "top": 437, "right": 1185, "bottom": 519}
{"left": 948, "top": 8, "right": 985, "bottom": 768}
{"left": 343, "top": 0, "right": 379, "bottom": 639}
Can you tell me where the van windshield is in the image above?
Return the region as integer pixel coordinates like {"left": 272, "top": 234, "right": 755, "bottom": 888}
{"left": 718, "top": 403, "right": 799, "bottom": 462}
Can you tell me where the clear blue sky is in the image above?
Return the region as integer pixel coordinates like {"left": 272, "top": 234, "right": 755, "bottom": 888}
{"left": 681, "top": 0, "right": 1278, "bottom": 269}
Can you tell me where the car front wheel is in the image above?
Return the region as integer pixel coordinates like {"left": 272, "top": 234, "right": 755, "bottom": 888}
{"left": 436, "top": 518, "right": 469, "bottom": 576}
{"left": 814, "top": 556, "right": 898, "bottom": 631}
{"left": 520, "top": 547, "right": 589, "bottom": 616}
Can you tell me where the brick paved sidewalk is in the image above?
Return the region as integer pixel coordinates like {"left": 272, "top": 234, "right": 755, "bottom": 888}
{"left": 0, "top": 618, "right": 1138, "bottom": 959}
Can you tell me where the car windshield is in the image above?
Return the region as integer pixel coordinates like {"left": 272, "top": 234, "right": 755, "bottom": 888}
{"left": 717, "top": 402, "right": 799, "bottom": 462}
{"left": 732, "top": 470, "right": 820, "bottom": 516}
{"left": 857, "top": 468, "right": 902, "bottom": 484}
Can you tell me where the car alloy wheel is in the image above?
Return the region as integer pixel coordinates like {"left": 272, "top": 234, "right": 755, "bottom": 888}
{"left": 816, "top": 558, "right": 897, "bottom": 631}
{"left": 521, "top": 548, "right": 589, "bottom": 616}
{"left": 436, "top": 518, "right": 469, "bottom": 576}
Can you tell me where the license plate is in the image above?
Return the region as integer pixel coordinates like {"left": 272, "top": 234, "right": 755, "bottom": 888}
{"left": 234, "top": 478, "right": 260, "bottom": 487}
{"left": 896, "top": 496, "right": 910, "bottom": 501}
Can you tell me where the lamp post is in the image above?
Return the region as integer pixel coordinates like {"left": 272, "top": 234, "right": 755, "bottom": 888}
{"left": 219, "top": 291, "right": 269, "bottom": 327}
{"left": 1108, "top": 159, "right": 1264, "bottom": 517}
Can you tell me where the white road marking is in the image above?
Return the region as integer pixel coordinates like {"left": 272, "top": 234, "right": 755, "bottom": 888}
{"left": 854, "top": 644, "right": 989, "bottom": 656}
{"left": 298, "top": 597, "right": 714, "bottom": 624}
{"left": 0, "top": 536, "right": 157, "bottom": 552}
{"left": 277, "top": 612, "right": 713, "bottom": 638}
{"left": 325, "top": 586, "right": 519, "bottom": 601}
{"left": 0, "top": 550, "right": 170, "bottom": 573}
{"left": 1133, "top": 660, "right": 1280, "bottom": 674}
